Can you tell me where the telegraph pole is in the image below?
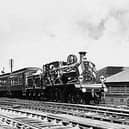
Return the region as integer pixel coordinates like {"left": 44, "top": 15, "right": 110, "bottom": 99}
{"left": 9, "top": 58, "right": 14, "bottom": 96}
{"left": 9, "top": 58, "right": 14, "bottom": 73}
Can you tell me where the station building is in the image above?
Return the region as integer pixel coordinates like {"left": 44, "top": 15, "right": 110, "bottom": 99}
{"left": 97, "top": 66, "right": 129, "bottom": 106}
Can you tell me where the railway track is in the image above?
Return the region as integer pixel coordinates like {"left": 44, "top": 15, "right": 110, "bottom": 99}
{"left": 0, "top": 98, "right": 129, "bottom": 125}
{"left": 0, "top": 107, "right": 79, "bottom": 129}
{"left": 0, "top": 105, "right": 129, "bottom": 129}
{"left": 0, "top": 98, "right": 129, "bottom": 129}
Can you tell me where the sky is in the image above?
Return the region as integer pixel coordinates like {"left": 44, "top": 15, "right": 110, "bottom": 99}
{"left": 1, "top": 0, "right": 129, "bottom": 73}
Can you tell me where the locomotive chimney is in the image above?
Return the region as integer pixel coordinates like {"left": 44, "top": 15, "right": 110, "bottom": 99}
{"left": 79, "top": 51, "right": 87, "bottom": 63}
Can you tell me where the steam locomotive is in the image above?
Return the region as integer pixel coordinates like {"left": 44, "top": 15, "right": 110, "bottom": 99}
{"left": 0, "top": 52, "right": 105, "bottom": 104}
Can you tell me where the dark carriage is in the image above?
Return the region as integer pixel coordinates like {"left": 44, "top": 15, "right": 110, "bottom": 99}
{"left": 0, "top": 67, "right": 41, "bottom": 98}
{"left": 0, "top": 73, "right": 10, "bottom": 96}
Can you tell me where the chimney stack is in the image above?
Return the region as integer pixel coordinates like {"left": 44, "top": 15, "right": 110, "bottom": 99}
{"left": 79, "top": 51, "right": 87, "bottom": 63}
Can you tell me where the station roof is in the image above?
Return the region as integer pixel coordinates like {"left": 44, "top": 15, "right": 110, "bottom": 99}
{"left": 96, "top": 66, "right": 127, "bottom": 82}
{"left": 106, "top": 68, "right": 129, "bottom": 83}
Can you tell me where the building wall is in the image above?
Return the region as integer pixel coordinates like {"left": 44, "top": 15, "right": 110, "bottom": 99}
{"left": 104, "top": 82, "right": 129, "bottom": 105}
{"left": 105, "top": 95, "right": 128, "bottom": 105}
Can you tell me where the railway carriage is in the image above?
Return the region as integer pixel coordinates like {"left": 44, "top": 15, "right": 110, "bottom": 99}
{"left": 0, "top": 67, "right": 42, "bottom": 97}
{"left": 0, "top": 73, "right": 10, "bottom": 96}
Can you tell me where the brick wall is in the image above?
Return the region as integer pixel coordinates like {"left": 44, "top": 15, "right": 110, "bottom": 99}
{"left": 105, "top": 95, "right": 128, "bottom": 105}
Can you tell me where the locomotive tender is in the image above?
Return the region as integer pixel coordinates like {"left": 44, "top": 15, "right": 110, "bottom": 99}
{"left": 0, "top": 52, "right": 105, "bottom": 104}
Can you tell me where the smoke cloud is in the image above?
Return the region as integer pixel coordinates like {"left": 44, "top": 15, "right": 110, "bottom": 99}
{"left": 76, "top": 7, "right": 129, "bottom": 42}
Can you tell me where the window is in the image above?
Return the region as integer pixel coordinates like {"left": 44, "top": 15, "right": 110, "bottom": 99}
{"left": 35, "top": 78, "right": 41, "bottom": 87}
{"left": 120, "top": 98, "right": 124, "bottom": 103}
{"left": 28, "top": 79, "right": 33, "bottom": 88}
{"left": 10, "top": 80, "right": 13, "bottom": 86}
{"left": 17, "top": 75, "right": 23, "bottom": 85}
{"left": 111, "top": 98, "right": 114, "bottom": 102}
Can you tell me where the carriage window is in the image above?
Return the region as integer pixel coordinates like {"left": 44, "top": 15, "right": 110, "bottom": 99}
{"left": 35, "top": 78, "right": 41, "bottom": 87}
{"left": 14, "top": 78, "right": 18, "bottom": 85}
{"left": 120, "top": 98, "right": 124, "bottom": 103}
{"left": 18, "top": 75, "right": 23, "bottom": 85}
{"left": 0, "top": 80, "right": 3, "bottom": 86}
{"left": 28, "top": 79, "right": 33, "bottom": 87}
{"left": 10, "top": 78, "right": 17, "bottom": 86}
{"left": 111, "top": 98, "right": 114, "bottom": 103}
{"left": 10, "top": 80, "right": 13, "bottom": 86}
